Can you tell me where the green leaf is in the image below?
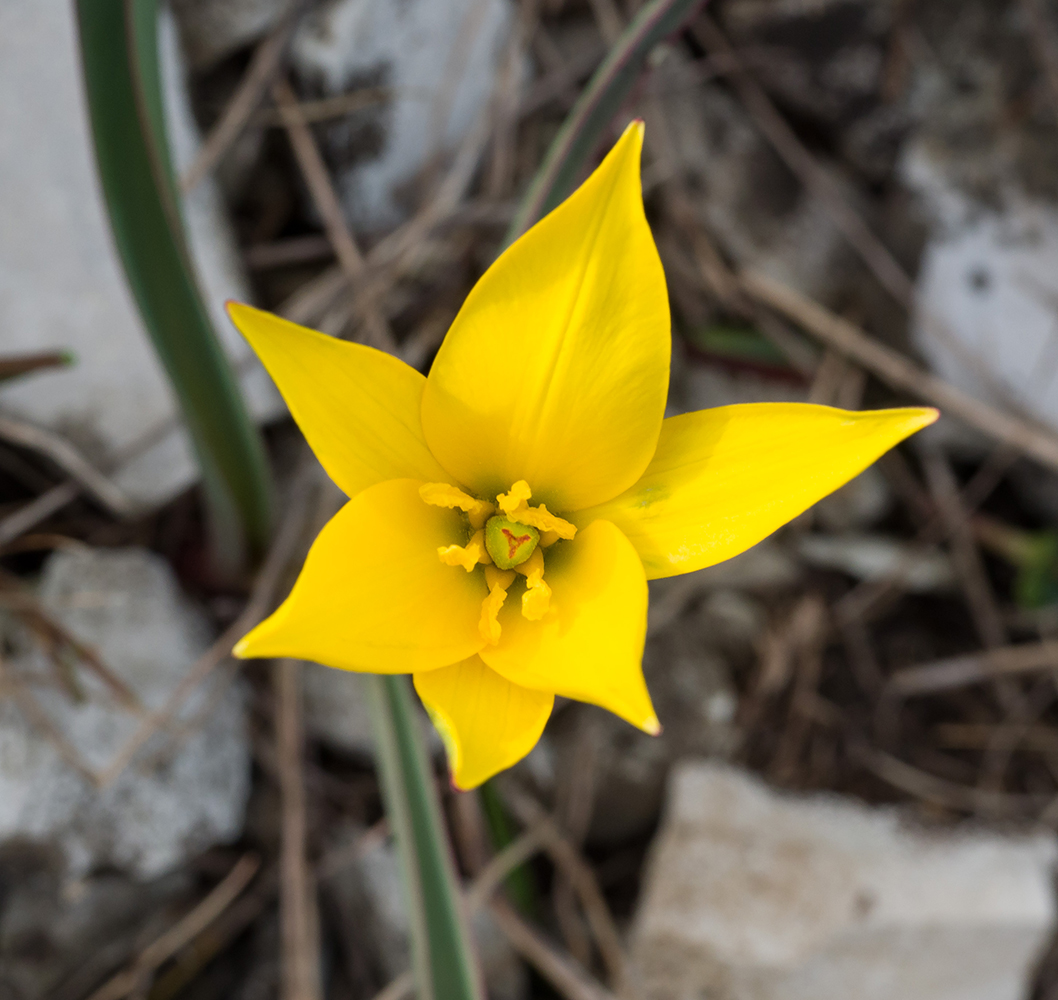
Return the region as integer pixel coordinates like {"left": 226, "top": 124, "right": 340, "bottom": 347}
{"left": 368, "top": 675, "right": 483, "bottom": 1000}
{"left": 504, "top": 0, "right": 705, "bottom": 245}
{"left": 75, "top": 0, "right": 273, "bottom": 572}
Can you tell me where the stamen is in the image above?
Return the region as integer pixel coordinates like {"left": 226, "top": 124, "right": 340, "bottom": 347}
{"left": 495, "top": 480, "right": 576, "bottom": 540}
{"left": 540, "top": 530, "right": 560, "bottom": 547}
{"left": 480, "top": 566, "right": 516, "bottom": 644}
{"left": 420, "top": 482, "right": 495, "bottom": 529}
{"left": 437, "top": 529, "right": 489, "bottom": 572}
{"left": 515, "top": 548, "right": 551, "bottom": 620}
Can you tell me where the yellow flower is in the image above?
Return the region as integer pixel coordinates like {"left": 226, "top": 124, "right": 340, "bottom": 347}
{"left": 229, "top": 122, "right": 936, "bottom": 790}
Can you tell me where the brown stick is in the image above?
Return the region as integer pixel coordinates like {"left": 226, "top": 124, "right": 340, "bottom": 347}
{"left": 271, "top": 76, "right": 397, "bottom": 353}
{"left": 86, "top": 853, "right": 260, "bottom": 1000}
{"left": 490, "top": 899, "right": 617, "bottom": 1000}
{"left": 741, "top": 269, "right": 1058, "bottom": 471}
{"left": 0, "top": 415, "right": 132, "bottom": 517}
{"left": 888, "top": 641, "right": 1058, "bottom": 697}
{"left": 0, "top": 480, "right": 80, "bottom": 547}
{"left": 275, "top": 659, "right": 321, "bottom": 1000}
{"left": 503, "top": 787, "right": 628, "bottom": 994}
{"left": 180, "top": 1, "right": 310, "bottom": 192}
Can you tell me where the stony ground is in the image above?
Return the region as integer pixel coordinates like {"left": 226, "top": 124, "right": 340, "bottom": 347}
{"left": 5, "top": 0, "right": 1058, "bottom": 998}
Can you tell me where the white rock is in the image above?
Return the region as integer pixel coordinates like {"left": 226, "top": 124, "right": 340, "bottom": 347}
{"left": 291, "top": 0, "right": 515, "bottom": 231}
{"left": 0, "top": 1, "right": 282, "bottom": 511}
{"left": 0, "top": 548, "right": 250, "bottom": 879}
{"left": 630, "top": 761, "right": 1057, "bottom": 1000}
{"left": 904, "top": 144, "right": 1058, "bottom": 441}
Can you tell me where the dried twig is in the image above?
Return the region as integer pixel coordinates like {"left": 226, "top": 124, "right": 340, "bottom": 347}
{"left": 887, "top": 641, "right": 1058, "bottom": 697}
{"left": 181, "top": 0, "right": 311, "bottom": 192}
{"left": 275, "top": 658, "right": 321, "bottom": 1000}
{"left": 741, "top": 270, "right": 1058, "bottom": 472}
{"left": 0, "top": 480, "right": 80, "bottom": 547}
{"left": 855, "top": 745, "right": 1046, "bottom": 815}
{"left": 503, "top": 786, "right": 629, "bottom": 994}
{"left": 271, "top": 76, "right": 397, "bottom": 353}
{"left": 0, "top": 578, "right": 142, "bottom": 713}
{"left": 693, "top": 14, "right": 1010, "bottom": 401}
{"left": 0, "top": 658, "right": 101, "bottom": 785}
{"left": 922, "top": 448, "right": 1008, "bottom": 651}
{"left": 489, "top": 898, "right": 617, "bottom": 1000}
{"left": 86, "top": 853, "right": 261, "bottom": 1000}
{"left": 0, "top": 415, "right": 132, "bottom": 518}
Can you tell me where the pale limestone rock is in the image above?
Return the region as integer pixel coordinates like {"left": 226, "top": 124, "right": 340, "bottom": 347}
{"left": 630, "top": 761, "right": 1057, "bottom": 1000}
{"left": 290, "top": 0, "right": 515, "bottom": 231}
{"left": 0, "top": 548, "right": 250, "bottom": 879}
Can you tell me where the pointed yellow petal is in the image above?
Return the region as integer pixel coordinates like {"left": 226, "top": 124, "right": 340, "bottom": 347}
{"left": 227, "top": 302, "right": 450, "bottom": 498}
{"left": 414, "top": 656, "right": 553, "bottom": 790}
{"left": 234, "top": 479, "right": 486, "bottom": 671}
{"left": 480, "top": 519, "right": 658, "bottom": 733}
{"left": 421, "top": 121, "right": 670, "bottom": 512}
{"left": 577, "top": 403, "right": 939, "bottom": 579}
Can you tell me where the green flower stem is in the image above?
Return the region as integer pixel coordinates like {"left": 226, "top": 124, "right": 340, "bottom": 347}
{"left": 76, "top": 0, "right": 273, "bottom": 574}
{"left": 368, "top": 675, "right": 483, "bottom": 1000}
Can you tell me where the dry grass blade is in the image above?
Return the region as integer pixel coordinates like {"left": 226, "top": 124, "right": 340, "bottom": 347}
{"left": 0, "top": 480, "right": 80, "bottom": 547}
{"left": 693, "top": 14, "right": 1008, "bottom": 400}
{"left": 887, "top": 641, "right": 1058, "bottom": 697}
{"left": 0, "top": 568, "right": 141, "bottom": 709}
{"left": 271, "top": 76, "right": 397, "bottom": 353}
{"left": 503, "top": 787, "right": 629, "bottom": 993}
{"left": 86, "top": 853, "right": 261, "bottom": 1000}
{"left": 922, "top": 448, "right": 1008, "bottom": 650}
{"left": 180, "top": 0, "right": 311, "bottom": 192}
{"left": 275, "top": 658, "right": 321, "bottom": 1000}
{"left": 463, "top": 824, "right": 548, "bottom": 912}
{"left": 0, "top": 414, "right": 131, "bottom": 518}
{"left": 693, "top": 14, "right": 914, "bottom": 307}
{"left": 0, "top": 658, "right": 102, "bottom": 786}
{"left": 741, "top": 270, "right": 1058, "bottom": 471}
{"left": 855, "top": 746, "right": 1046, "bottom": 815}
{"left": 489, "top": 898, "right": 617, "bottom": 1000}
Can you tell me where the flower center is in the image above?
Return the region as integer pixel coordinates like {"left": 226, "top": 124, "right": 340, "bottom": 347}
{"left": 419, "top": 479, "right": 577, "bottom": 644}
{"left": 485, "top": 516, "right": 539, "bottom": 569}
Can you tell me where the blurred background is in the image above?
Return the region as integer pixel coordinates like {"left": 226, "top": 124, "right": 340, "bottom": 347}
{"left": 5, "top": 0, "right": 1058, "bottom": 998}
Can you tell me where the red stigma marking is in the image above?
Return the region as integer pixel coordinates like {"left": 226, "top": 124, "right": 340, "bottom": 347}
{"left": 501, "top": 528, "right": 531, "bottom": 559}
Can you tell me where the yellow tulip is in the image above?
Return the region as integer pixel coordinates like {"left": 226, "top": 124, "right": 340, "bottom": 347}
{"left": 229, "top": 121, "right": 937, "bottom": 790}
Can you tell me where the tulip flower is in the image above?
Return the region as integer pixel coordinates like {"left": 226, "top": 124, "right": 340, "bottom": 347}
{"left": 230, "top": 122, "right": 936, "bottom": 789}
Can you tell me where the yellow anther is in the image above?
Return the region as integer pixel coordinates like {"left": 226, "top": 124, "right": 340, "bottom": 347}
{"left": 496, "top": 480, "right": 532, "bottom": 516}
{"left": 420, "top": 482, "right": 495, "bottom": 529}
{"left": 515, "top": 548, "right": 551, "bottom": 620}
{"left": 495, "top": 481, "right": 576, "bottom": 540}
{"left": 437, "top": 530, "right": 488, "bottom": 572}
{"left": 540, "top": 529, "right": 560, "bottom": 547}
{"left": 480, "top": 566, "right": 516, "bottom": 644}
{"left": 510, "top": 502, "right": 576, "bottom": 539}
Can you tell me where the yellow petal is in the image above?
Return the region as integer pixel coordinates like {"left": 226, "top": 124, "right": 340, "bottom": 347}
{"left": 577, "top": 403, "right": 939, "bottom": 579}
{"left": 414, "top": 656, "right": 553, "bottom": 790}
{"left": 421, "top": 121, "right": 670, "bottom": 512}
{"left": 480, "top": 519, "right": 658, "bottom": 733}
{"left": 227, "top": 302, "right": 450, "bottom": 498}
{"left": 234, "top": 479, "right": 486, "bottom": 671}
